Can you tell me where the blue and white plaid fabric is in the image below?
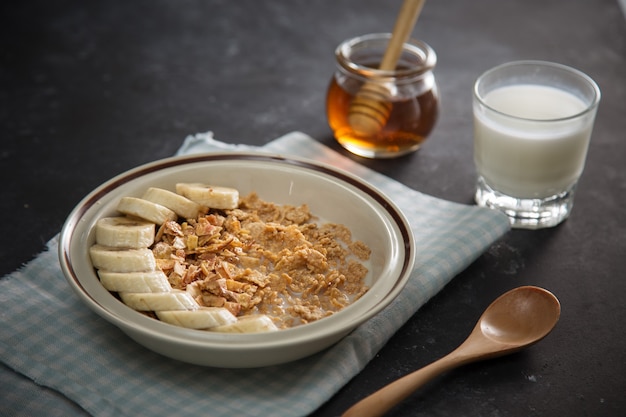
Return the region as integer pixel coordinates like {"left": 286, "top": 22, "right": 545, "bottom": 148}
{"left": 0, "top": 132, "right": 510, "bottom": 417}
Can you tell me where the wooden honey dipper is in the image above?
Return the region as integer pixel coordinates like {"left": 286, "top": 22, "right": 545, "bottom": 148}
{"left": 348, "top": 0, "right": 426, "bottom": 136}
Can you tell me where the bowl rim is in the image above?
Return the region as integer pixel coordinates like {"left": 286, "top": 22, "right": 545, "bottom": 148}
{"left": 58, "top": 151, "right": 416, "bottom": 351}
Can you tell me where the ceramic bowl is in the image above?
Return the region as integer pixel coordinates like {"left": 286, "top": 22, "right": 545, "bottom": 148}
{"left": 59, "top": 152, "right": 415, "bottom": 368}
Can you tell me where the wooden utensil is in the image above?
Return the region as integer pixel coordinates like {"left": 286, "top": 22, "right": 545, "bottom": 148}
{"left": 348, "top": 0, "right": 426, "bottom": 135}
{"left": 341, "top": 286, "right": 561, "bottom": 417}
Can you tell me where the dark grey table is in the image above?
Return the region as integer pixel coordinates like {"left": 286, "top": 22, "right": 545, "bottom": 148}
{"left": 2, "top": 1, "right": 625, "bottom": 416}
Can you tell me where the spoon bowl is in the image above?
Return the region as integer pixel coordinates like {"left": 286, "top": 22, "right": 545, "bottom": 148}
{"left": 480, "top": 286, "right": 560, "bottom": 347}
{"left": 342, "top": 286, "right": 560, "bottom": 417}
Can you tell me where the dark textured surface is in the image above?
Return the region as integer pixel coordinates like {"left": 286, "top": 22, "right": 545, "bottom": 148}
{"left": 1, "top": 0, "right": 625, "bottom": 416}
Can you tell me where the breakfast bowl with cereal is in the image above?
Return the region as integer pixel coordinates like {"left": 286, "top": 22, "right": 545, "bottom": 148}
{"left": 59, "top": 152, "right": 415, "bottom": 368}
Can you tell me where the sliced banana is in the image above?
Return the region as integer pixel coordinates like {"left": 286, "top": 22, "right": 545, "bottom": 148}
{"left": 95, "top": 216, "right": 155, "bottom": 248}
{"left": 97, "top": 270, "right": 171, "bottom": 293}
{"left": 116, "top": 196, "right": 178, "bottom": 225}
{"left": 142, "top": 187, "right": 206, "bottom": 220}
{"left": 211, "top": 314, "right": 278, "bottom": 333}
{"left": 120, "top": 290, "right": 198, "bottom": 311}
{"left": 89, "top": 244, "right": 156, "bottom": 272}
{"left": 175, "top": 183, "right": 239, "bottom": 210}
{"left": 156, "top": 307, "right": 237, "bottom": 329}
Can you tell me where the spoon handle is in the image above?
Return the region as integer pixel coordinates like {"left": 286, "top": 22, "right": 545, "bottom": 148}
{"left": 379, "top": 0, "right": 426, "bottom": 70}
{"left": 341, "top": 352, "right": 463, "bottom": 417}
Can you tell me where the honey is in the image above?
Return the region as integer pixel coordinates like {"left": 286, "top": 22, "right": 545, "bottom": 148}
{"left": 326, "top": 77, "right": 439, "bottom": 157}
{"left": 326, "top": 33, "right": 439, "bottom": 158}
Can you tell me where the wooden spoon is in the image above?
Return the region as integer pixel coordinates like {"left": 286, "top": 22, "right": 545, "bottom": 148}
{"left": 341, "top": 286, "right": 561, "bottom": 417}
{"left": 348, "top": 0, "right": 426, "bottom": 135}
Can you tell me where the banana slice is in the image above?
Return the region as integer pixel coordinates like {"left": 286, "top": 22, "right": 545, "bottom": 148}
{"left": 117, "top": 196, "right": 177, "bottom": 225}
{"left": 211, "top": 314, "right": 278, "bottom": 333}
{"left": 95, "top": 216, "right": 155, "bottom": 248}
{"left": 142, "top": 187, "right": 206, "bottom": 220}
{"left": 97, "top": 270, "right": 171, "bottom": 293}
{"left": 89, "top": 244, "right": 156, "bottom": 272}
{"left": 120, "top": 290, "right": 198, "bottom": 311}
{"left": 175, "top": 183, "right": 239, "bottom": 210}
{"left": 156, "top": 307, "right": 237, "bottom": 329}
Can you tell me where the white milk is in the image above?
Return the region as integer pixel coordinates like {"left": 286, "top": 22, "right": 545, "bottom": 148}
{"left": 474, "top": 84, "right": 593, "bottom": 199}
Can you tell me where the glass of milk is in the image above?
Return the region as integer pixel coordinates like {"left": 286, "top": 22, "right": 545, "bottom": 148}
{"left": 473, "top": 60, "right": 601, "bottom": 229}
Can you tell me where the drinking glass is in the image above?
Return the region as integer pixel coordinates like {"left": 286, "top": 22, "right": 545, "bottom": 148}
{"left": 473, "top": 60, "right": 601, "bottom": 229}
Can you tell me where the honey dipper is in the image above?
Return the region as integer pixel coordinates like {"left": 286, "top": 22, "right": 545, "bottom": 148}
{"left": 348, "top": 0, "right": 426, "bottom": 135}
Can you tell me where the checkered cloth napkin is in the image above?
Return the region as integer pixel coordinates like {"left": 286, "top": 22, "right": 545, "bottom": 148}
{"left": 0, "top": 132, "right": 510, "bottom": 417}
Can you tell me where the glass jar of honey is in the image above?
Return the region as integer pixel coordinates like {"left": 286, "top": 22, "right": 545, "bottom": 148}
{"left": 326, "top": 33, "right": 439, "bottom": 158}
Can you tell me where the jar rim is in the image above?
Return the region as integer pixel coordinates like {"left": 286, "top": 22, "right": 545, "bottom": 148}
{"left": 335, "top": 33, "right": 437, "bottom": 79}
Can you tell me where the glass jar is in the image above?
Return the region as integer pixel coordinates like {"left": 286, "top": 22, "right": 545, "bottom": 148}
{"left": 326, "top": 33, "right": 439, "bottom": 158}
